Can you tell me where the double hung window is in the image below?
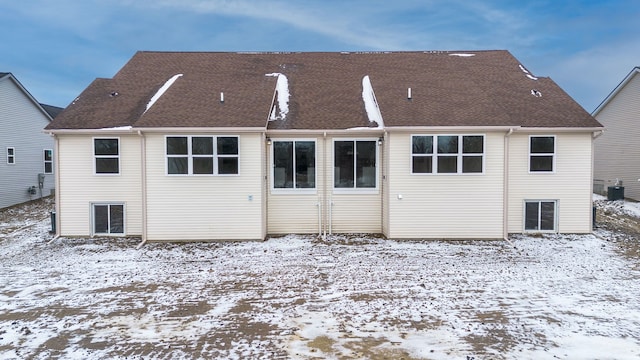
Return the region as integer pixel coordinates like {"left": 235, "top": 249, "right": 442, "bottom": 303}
{"left": 529, "top": 136, "right": 555, "bottom": 172}
{"left": 92, "top": 203, "right": 124, "bottom": 235}
{"left": 166, "top": 136, "right": 239, "bottom": 175}
{"left": 524, "top": 200, "right": 557, "bottom": 232}
{"left": 273, "top": 140, "right": 316, "bottom": 189}
{"left": 44, "top": 149, "right": 53, "bottom": 174}
{"left": 412, "top": 135, "right": 484, "bottom": 174}
{"left": 334, "top": 140, "right": 377, "bottom": 189}
{"left": 94, "top": 138, "right": 119, "bottom": 174}
{"left": 6, "top": 147, "right": 15, "bottom": 164}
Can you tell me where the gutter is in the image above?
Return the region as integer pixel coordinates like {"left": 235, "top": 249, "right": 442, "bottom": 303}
{"left": 46, "top": 127, "right": 267, "bottom": 135}
{"left": 136, "top": 130, "right": 148, "bottom": 249}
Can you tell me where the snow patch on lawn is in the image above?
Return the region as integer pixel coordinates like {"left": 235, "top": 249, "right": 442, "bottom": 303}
{"left": 1, "top": 201, "right": 639, "bottom": 359}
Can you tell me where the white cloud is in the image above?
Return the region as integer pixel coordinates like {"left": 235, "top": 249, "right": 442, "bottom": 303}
{"left": 540, "top": 37, "right": 640, "bottom": 112}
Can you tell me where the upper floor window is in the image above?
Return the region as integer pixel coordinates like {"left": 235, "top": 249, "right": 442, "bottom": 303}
{"left": 412, "top": 135, "right": 484, "bottom": 174}
{"left": 94, "top": 138, "right": 119, "bottom": 174}
{"left": 166, "top": 136, "right": 239, "bottom": 175}
{"left": 273, "top": 140, "right": 316, "bottom": 189}
{"left": 6, "top": 147, "right": 15, "bottom": 164}
{"left": 529, "top": 136, "right": 555, "bottom": 172}
{"left": 44, "top": 149, "right": 53, "bottom": 174}
{"left": 334, "top": 140, "right": 377, "bottom": 189}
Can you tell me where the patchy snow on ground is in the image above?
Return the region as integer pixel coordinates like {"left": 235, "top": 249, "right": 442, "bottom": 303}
{"left": 1, "top": 198, "right": 639, "bottom": 359}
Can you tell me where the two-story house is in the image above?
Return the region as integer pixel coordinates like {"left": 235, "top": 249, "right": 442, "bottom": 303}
{"left": 45, "top": 51, "right": 603, "bottom": 243}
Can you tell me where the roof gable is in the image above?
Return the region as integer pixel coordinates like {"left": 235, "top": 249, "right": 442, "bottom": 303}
{"left": 592, "top": 67, "right": 640, "bottom": 116}
{"left": 46, "top": 51, "right": 602, "bottom": 131}
{"left": 1, "top": 72, "right": 56, "bottom": 122}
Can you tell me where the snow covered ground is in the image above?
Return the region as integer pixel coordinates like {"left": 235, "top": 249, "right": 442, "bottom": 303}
{"left": 1, "top": 197, "right": 639, "bottom": 359}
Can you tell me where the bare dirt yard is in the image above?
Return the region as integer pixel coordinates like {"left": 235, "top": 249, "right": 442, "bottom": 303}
{"left": 1, "top": 196, "right": 639, "bottom": 359}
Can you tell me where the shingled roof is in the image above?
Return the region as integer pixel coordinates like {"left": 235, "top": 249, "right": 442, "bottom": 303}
{"left": 46, "top": 50, "right": 602, "bottom": 131}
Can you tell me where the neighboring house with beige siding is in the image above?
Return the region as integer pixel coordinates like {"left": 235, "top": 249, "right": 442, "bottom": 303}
{"left": 45, "top": 51, "right": 602, "bottom": 242}
{"left": 593, "top": 67, "right": 640, "bottom": 201}
{"left": 1, "top": 72, "right": 61, "bottom": 209}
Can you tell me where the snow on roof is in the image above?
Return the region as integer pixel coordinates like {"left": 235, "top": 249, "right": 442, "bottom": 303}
{"left": 519, "top": 64, "right": 538, "bottom": 80}
{"left": 144, "top": 74, "right": 183, "bottom": 114}
{"left": 265, "top": 73, "right": 290, "bottom": 120}
{"left": 361, "top": 75, "right": 384, "bottom": 128}
{"left": 449, "top": 53, "right": 475, "bottom": 57}
{"left": 98, "top": 126, "right": 133, "bottom": 131}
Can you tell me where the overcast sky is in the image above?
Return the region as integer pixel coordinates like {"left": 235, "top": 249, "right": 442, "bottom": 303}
{"left": 1, "top": 0, "right": 638, "bottom": 112}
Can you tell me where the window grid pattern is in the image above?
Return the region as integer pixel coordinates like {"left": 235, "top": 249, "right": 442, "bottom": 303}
{"left": 412, "top": 135, "right": 484, "bottom": 174}
{"left": 166, "top": 136, "right": 239, "bottom": 175}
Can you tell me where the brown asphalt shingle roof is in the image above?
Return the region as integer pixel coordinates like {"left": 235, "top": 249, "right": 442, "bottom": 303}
{"left": 46, "top": 50, "right": 602, "bottom": 130}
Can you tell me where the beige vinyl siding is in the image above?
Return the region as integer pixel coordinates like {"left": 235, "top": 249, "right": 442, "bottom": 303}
{"left": 381, "top": 137, "right": 390, "bottom": 237}
{"left": 508, "top": 133, "right": 593, "bottom": 233}
{"left": 328, "top": 136, "right": 382, "bottom": 234}
{"left": 56, "top": 134, "right": 142, "bottom": 236}
{"left": 329, "top": 194, "right": 382, "bottom": 233}
{"left": 594, "top": 73, "right": 640, "bottom": 201}
{"left": 267, "top": 137, "right": 323, "bottom": 234}
{"left": 267, "top": 135, "right": 383, "bottom": 234}
{"left": 268, "top": 194, "right": 322, "bottom": 234}
{"left": 145, "top": 133, "right": 264, "bottom": 241}
{"left": 386, "top": 132, "right": 505, "bottom": 239}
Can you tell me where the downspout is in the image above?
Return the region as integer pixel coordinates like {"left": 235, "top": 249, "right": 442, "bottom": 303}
{"left": 136, "top": 130, "right": 148, "bottom": 249}
{"left": 48, "top": 133, "right": 61, "bottom": 244}
{"left": 264, "top": 132, "right": 269, "bottom": 240}
{"left": 323, "top": 132, "right": 327, "bottom": 239}
{"left": 380, "top": 131, "right": 386, "bottom": 237}
{"left": 590, "top": 130, "right": 604, "bottom": 232}
{"left": 503, "top": 128, "right": 515, "bottom": 243}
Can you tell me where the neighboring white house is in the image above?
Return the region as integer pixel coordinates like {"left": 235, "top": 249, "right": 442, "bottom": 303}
{"left": 1, "top": 72, "right": 61, "bottom": 209}
{"left": 593, "top": 67, "right": 640, "bottom": 201}
{"left": 45, "top": 51, "right": 603, "bottom": 242}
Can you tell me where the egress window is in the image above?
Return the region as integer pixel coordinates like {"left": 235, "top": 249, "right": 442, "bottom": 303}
{"left": 94, "top": 138, "right": 119, "bottom": 174}
{"left": 92, "top": 203, "right": 124, "bottom": 235}
{"left": 412, "top": 135, "right": 484, "bottom": 174}
{"left": 166, "top": 136, "right": 239, "bottom": 175}
{"left": 524, "top": 200, "right": 557, "bottom": 232}
{"left": 529, "top": 136, "right": 555, "bottom": 172}
{"left": 273, "top": 140, "right": 316, "bottom": 189}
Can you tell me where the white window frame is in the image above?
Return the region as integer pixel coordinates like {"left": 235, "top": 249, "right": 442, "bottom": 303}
{"left": 91, "top": 202, "right": 126, "bottom": 236}
{"left": 411, "top": 134, "right": 485, "bottom": 175}
{"left": 270, "top": 138, "right": 317, "bottom": 194}
{"left": 93, "top": 137, "right": 120, "bottom": 175}
{"left": 529, "top": 135, "right": 556, "bottom": 173}
{"left": 332, "top": 138, "right": 379, "bottom": 194}
{"left": 43, "top": 149, "right": 53, "bottom": 174}
{"left": 165, "top": 135, "right": 240, "bottom": 176}
{"left": 6, "top": 147, "right": 15, "bottom": 165}
{"left": 523, "top": 199, "right": 558, "bottom": 233}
